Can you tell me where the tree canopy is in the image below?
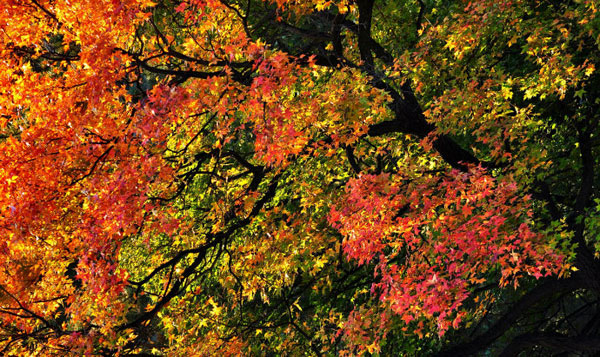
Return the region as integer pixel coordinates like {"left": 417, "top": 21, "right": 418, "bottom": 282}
{"left": 1, "top": 0, "right": 600, "bottom": 355}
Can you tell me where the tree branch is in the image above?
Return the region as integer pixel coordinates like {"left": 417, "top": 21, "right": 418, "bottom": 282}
{"left": 437, "top": 278, "right": 582, "bottom": 356}
{"left": 499, "top": 333, "right": 600, "bottom": 356}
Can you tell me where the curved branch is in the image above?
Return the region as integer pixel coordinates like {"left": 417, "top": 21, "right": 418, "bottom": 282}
{"left": 121, "top": 173, "right": 280, "bottom": 330}
{"left": 499, "top": 333, "right": 600, "bottom": 356}
{"left": 437, "top": 278, "right": 582, "bottom": 357}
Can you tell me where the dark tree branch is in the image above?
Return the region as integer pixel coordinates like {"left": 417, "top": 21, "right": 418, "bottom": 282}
{"left": 30, "top": 0, "right": 61, "bottom": 26}
{"left": 356, "top": 0, "right": 375, "bottom": 65}
{"left": 532, "top": 180, "right": 561, "bottom": 221}
{"left": 437, "top": 278, "right": 582, "bottom": 357}
{"left": 499, "top": 333, "right": 600, "bottom": 356}
{"left": 121, "top": 173, "right": 280, "bottom": 330}
{"left": 344, "top": 145, "right": 361, "bottom": 174}
{"left": 574, "top": 125, "right": 594, "bottom": 214}
{"left": 416, "top": 0, "right": 426, "bottom": 32}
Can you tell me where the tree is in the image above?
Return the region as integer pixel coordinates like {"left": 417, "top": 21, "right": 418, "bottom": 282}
{"left": 0, "top": 0, "right": 599, "bottom": 355}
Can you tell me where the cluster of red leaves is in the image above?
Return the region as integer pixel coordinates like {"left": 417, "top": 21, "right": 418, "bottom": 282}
{"left": 329, "top": 167, "right": 564, "bottom": 334}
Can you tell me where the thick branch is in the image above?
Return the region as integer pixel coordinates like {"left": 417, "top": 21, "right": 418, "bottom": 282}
{"left": 499, "top": 333, "right": 600, "bottom": 356}
{"left": 356, "top": 0, "right": 375, "bottom": 65}
{"left": 437, "top": 278, "right": 582, "bottom": 357}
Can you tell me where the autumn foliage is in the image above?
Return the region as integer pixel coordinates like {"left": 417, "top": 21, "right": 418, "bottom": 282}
{"left": 1, "top": 0, "right": 600, "bottom": 355}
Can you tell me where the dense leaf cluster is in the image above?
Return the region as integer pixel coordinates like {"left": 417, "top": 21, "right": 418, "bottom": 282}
{"left": 1, "top": 0, "right": 600, "bottom": 355}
